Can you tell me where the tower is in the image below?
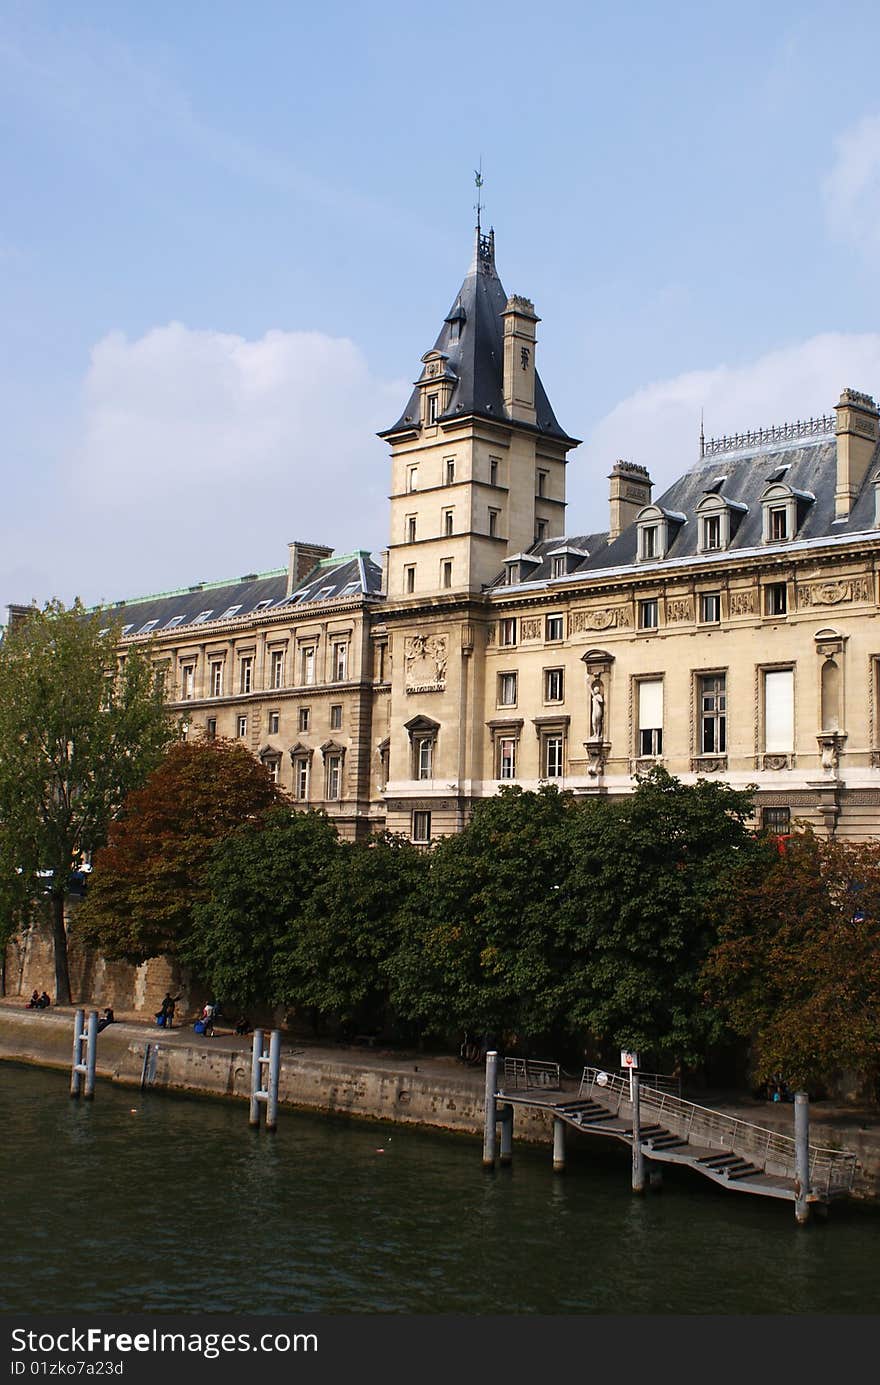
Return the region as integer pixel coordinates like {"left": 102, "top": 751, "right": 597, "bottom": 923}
{"left": 379, "top": 227, "right": 579, "bottom": 599}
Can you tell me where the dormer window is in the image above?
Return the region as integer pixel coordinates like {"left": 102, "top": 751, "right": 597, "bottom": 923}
{"left": 427, "top": 394, "right": 438, "bottom": 425}
{"left": 503, "top": 553, "right": 541, "bottom": 585}
{"left": 761, "top": 482, "right": 814, "bottom": 544}
{"left": 703, "top": 514, "right": 721, "bottom": 550}
{"left": 695, "top": 493, "right": 746, "bottom": 553}
{"left": 641, "top": 525, "right": 658, "bottom": 559}
{"left": 552, "top": 556, "right": 565, "bottom": 579}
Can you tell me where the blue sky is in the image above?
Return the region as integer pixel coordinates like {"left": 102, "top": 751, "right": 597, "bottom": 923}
{"left": 3, "top": 0, "right": 880, "bottom": 614}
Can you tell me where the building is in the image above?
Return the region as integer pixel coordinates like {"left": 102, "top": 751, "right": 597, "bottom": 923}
{"left": 17, "top": 225, "right": 880, "bottom": 842}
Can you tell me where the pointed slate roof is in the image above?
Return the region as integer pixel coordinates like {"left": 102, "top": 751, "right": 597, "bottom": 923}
{"left": 380, "top": 228, "right": 576, "bottom": 443}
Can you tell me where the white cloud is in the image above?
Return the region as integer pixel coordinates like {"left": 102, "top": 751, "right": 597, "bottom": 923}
{"left": 4, "top": 324, "right": 404, "bottom": 611}
{"left": 823, "top": 114, "right": 880, "bottom": 260}
{"left": 574, "top": 332, "right": 880, "bottom": 528}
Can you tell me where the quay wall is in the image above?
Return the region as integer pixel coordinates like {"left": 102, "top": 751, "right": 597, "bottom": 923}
{"left": 2, "top": 1005, "right": 879, "bottom": 1201}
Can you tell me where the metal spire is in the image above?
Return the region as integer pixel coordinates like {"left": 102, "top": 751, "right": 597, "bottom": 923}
{"left": 474, "top": 159, "right": 484, "bottom": 234}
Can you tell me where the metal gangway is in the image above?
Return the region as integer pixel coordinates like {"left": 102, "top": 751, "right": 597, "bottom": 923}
{"left": 485, "top": 1055, "right": 858, "bottom": 1222}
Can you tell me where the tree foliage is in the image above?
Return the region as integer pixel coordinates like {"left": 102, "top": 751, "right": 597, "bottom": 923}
{"left": 77, "top": 738, "right": 283, "bottom": 964}
{"left": 0, "top": 599, "right": 177, "bottom": 999}
{"left": 703, "top": 830, "right": 880, "bottom": 1092}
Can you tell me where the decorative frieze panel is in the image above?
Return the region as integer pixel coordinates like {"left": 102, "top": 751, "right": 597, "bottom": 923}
{"left": 762, "top": 754, "right": 791, "bottom": 771}
{"left": 797, "top": 577, "right": 871, "bottom": 609}
{"left": 404, "top": 634, "right": 448, "bottom": 693}
{"left": 520, "top": 617, "right": 542, "bottom": 641}
{"left": 729, "top": 590, "right": 756, "bottom": 616}
{"left": 690, "top": 756, "right": 727, "bottom": 773}
{"left": 386, "top": 798, "right": 459, "bottom": 812}
{"left": 666, "top": 598, "right": 693, "bottom": 623}
{"left": 570, "top": 606, "right": 632, "bottom": 634}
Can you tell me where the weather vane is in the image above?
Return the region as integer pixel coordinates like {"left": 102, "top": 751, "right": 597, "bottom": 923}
{"left": 475, "top": 159, "right": 484, "bottom": 233}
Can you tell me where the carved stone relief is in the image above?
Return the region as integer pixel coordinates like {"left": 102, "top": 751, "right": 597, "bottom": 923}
{"left": 797, "top": 577, "right": 871, "bottom": 609}
{"left": 762, "top": 754, "right": 790, "bottom": 771}
{"left": 404, "top": 634, "right": 448, "bottom": 693}
{"left": 666, "top": 598, "right": 693, "bottom": 623}
{"left": 570, "top": 606, "right": 631, "bottom": 634}
{"left": 729, "top": 590, "right": 755, "bottom": 616}
{"left": 520, "top": 617, "right": 541, "bottom": 641}
{"left": 690, "top": 756, "right": 727, "bottom": 773}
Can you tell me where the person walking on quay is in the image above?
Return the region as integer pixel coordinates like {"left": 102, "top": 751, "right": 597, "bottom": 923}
{"left": 158, "top": 992, "right": 180, "bottom": 1029}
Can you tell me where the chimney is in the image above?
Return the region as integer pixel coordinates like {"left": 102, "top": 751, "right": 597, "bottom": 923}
{"left": 608, "top": 461, "right": 652, "bottom": 541}
{"left": 379, "top": 548, "right": 389, "bottom": 596}
{"left": 502, "top": 295, "right": 539, "bottom": 424}
{"left": 4, "top": 603, "right": 33, "bottom": 633}
{"left": 287, "top": 540, "right": 333, "bottom": 596}
{"left": 834, "top": 388, "right": 879, "bottom": 519}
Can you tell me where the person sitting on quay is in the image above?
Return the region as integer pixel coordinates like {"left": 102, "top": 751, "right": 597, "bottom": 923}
{"left": 37, "top": 991, "right": 51, "bottom": 1009}
{"left": 96, "top": 1007, "right": 114, "bottom": 1034}
{"left": 234, "top": 1015, "right": 252, "bottom": 1037}
{"left": 26, "top": 990, "right": 41, "bottom": 1009}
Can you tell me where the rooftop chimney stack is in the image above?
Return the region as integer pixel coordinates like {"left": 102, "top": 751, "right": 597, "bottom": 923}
{"left": 834, "top": 389, "right": 879, "bottom": 520}
{"left": 286, "top": 540, "right": 334, "bottom": 596}
{"left": 502, "top": 295, "right": 538, "bottom": 424}
{"left": 608, "top": 461, "right": 652, "bottom": 541}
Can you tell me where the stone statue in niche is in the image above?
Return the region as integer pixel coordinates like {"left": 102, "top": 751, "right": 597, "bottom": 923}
{"left": 589, "top": 675, "right": 605, "bottom": 739}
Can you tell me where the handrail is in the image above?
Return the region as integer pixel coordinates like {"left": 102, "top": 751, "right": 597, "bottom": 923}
{"left": 578, "top": 1067, "right": 856, "bottom": 1195}
{"left": 502, "top": 1057, "right": 561, "bottom": 1090}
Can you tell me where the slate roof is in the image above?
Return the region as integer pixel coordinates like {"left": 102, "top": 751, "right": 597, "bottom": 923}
{"left": 487, "top": 533, "right": 610, "bottom": 588}
{"left": 95, "top": 553, "right": 383, "bottom": 640}
{"left": 381, "top": 228, "right": 576, "bottom": 443}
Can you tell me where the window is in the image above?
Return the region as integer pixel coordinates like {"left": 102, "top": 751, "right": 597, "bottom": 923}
{"left": 239, "top": 657, "right": 253, "bottom": 694}
{"left": 488, "top": 508, "right": 500, "bottom": 538}
{"left": 640, "top": 526, "right": 658, "bottom": 560}
{"left": 700, "top": 593, "right": 721, "bottom": 623}
{"left": 407, "top": 466, "right": 418, "bottom": 493}
{"left": 765, "top": 583, "right": 787, "bottom": 616}
{"left": 544, "top": 735, "right": 564, "bottom": 779}
{"left": 268, "top": 711, "right": 280, "bottom": 735}
{"left": 330, "top": 704, "right": 342, "bottom": 730}
{"left": 298, "top": 707, "right": 311, "bottom": 732}
{"left": 637, "top": 679, "right": 663, "bottom": 757}
{"left": 138, "top": 619, "right": 158, "bottom": 635}
{"left": 702, "top": 514, "right": 721, "bottom": 551}
{"left": 489, "top": 457, "right": 499, "bottom": 486}
{"left": 638, "top": 599, "right": 658, "bottom": 630}
{"left": 498, "top": 672, "right": 518, "bottom": 707}
{"left": 181, "top": 664, "right": 195, "bottom": 700}
{"left": 407, "top": 515, "right": 417, "bottom": 543}
{"left": 209, "top": 662, "right": 223, "bottom": 698}
{"left": 764, "top": 669, "right": 794, "bottom": 753}
{"left": 445, "top": 458, "right": 455, "bottom": 485}
{"left": 293, "top": 757, "right": 309, "bottom": 802}
{"left": 237, "top": 715, "right": 247, "bottom": 739}
{"left": 270, "top": 650, "right": 285, "bottom": 688}
{"left": 192, "top": 610, "right": 213, "bottom": 625}
{"left": 500, "top": 617, "right": 517, "bottom": 646}
{"left": 326, "top": 753, "right": 342, "bottom": 800}
{"left": 552, "top": 556, "right": 565, "bottom": 579}
{"left": 498, "top": 737, "right": 518, "bottom": 780}
{"left": 536, "top": 470, "right": 547, "bottom": 498}
{"left": 415, "top": 736, "right": 434, "bottom": 780}
{"left": 427, "top": 394, "right": 438, "bottom": 424}
{"left": 412, "top": 810, "right": 432, "bottom": 844}
{"left": 332, "top": 642, "right": 348, "bottom": 681}
{"left": 442, "top": 560, "right": 453, "bottom": 589}
{"left": 206, "top": 717, "right": 217, "bottom": 740}
{"left": 443, "top": 509, "right": 454, "bottom": 537}
{"left": 770, "top": 507, "right": 788, "bottom": 541}
{"left": 164, "top": 614, "right": 185, "bottom": 630}
{"left": 339, "top": 582, "right": 359, "bottom": 598}
{"left": 546, "top": 615, "right": 564, "bottom": 642}
{"left": 219, "top": 605, "right": 241, "bottom": 621}
{"left": 264, "top": 758, "right": 280, "bottom": 784}
{"left": 762, "top": 806, "right": 791, "bottom": 836}
{"left": 315, "top": 586, "right": 334, "bottom": 601}
{"left": 699, "top": 675, "right": 727, "bottom": 755}
{"left": 535, "top": 519, "right": 548, "bottom": 542}
{"left": 253, "top": 599, "right": 273, "bottom": 613}
{"left": 544, "top": 668, "right": 564, "bottom": 703}
{"left": 405, "top": 565, "right": 416, "bottom": 594}
{"left": 301, "top": 645, "right": 316, "bottom": 685}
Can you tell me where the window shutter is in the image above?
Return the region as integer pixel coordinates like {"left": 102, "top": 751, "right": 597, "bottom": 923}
{"left": 765, "top": 670, "right": 794, "bottom": 752}
{"left": 638, "top": 679, "right": 663, "bottom": 730}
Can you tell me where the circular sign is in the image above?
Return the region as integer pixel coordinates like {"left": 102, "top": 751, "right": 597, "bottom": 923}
{"left": 596, "top": 1071, "right": 609, "bottom": 1087}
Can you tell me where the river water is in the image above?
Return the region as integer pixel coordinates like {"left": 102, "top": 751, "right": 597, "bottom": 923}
{"left": 2, "top": 1061, "right": 879, "bottom": 1315}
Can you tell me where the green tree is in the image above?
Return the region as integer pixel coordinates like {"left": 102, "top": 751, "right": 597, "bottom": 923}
{"left": 703, "top": 830, "right": 880, "bottom": 1092}
{"left": 0, "top": 600, "right": 177, "bottom": 1001}
{"left": 78, "top": 738, "right": 283, "bottom": 965}
{"left": 186, "top": 807, "right": 340, "bottom": 1008}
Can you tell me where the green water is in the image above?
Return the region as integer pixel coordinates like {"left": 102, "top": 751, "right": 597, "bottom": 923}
{"left": 2, "top": 1061, "right": 878, "bottom": 1314}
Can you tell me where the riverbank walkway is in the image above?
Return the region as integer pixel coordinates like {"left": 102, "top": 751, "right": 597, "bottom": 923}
{"left": 495, "top": 1057, "right": 858, "bottom": 1208}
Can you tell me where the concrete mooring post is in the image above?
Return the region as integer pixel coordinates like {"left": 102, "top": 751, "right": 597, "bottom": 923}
{"left": 794, "top": 1090, "right": 810, "bottom": 1225}
{"left": 631, "top": 1070, "right": 646, "bottom": 1193}
{"left": 499, "top": 1103, "right": 514, "bottom": 1167}
{"left": 482, "top": 1051, "right": 498, "bottom": 1169}
{"left": 70, "top": 1009, "right": 98, "bottom": 1099}
{"left": 249, "top": 1029, "right": 282, "bottom": 1132}
{"left": 552, "top": 1116, "right": 566, "bottom": 1174}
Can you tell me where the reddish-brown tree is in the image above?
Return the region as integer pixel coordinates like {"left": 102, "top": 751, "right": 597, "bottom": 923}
{"left": 77, "top": 738, "right": 284, "bottom": 962}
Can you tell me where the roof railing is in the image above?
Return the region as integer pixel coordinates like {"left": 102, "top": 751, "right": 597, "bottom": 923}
{"left": 701, "top": 415, "right": 835, "bottom": 458}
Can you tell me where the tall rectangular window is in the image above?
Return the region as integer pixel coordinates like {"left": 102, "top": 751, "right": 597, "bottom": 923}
{"left": 301, "top": 645, "right": 316, "bottom": 685}
{"left": 412, "top": 810, "right": 432, "bottom": 844}
{"left": 445, "top": 458, "right": 455, "bottom": 484}
{"left": 330, "top": 704, "right": 342, "bottom": 731}
{"left": 544, "top": 668, "right": 564, "bottom": 703}
{"left": 239, "top": 657, "right": 253, "bottom": 694}
{"left": 535, "top": 519, "right": 548, "bottom": 542}
{"left": 265, "top": 759, "right": 279, "bottom": 784}
{"left": 765, "top": 583, "right": 787, "bottom": 616}
{"left": 498, "top": 737, "right": 517, "bottom": 780}
{"left": 209, "top": 662, "right": 223, "bottom": 698}
{"left": 638, "top": 599, "right": 658, "bottom": 630}
{"left": 427, "top": 394, "right": 438, "bottom": 424}
{"left": 544, "top": 735, "right": 564, "bottom": 779}
{"left": 268, "top": 710, "right": 280, "bottom": 735}
{"left": 488, "top": 508, "right": 499, "bottom": 538}
{"left": 206, "top": 717, "right": 217, "bottom": 741}
{"left": 181, "top": 664, "right": 195, "bottom": 700}
{"left": 641, "top": 526, "right": 657, "bottom": 559}
{"left": 294, "top": 759, "right": 309, "bottom": 801}
{"left": 764, "top": 669, "right": 794, "bottom": 753}
{"left": 442, "top": 560, "right": 453, "bottom": 589}
{"left": 498, "top": 672, "right": 518, "bottom": 707}
{"left": 332, "top": 642, "right": 348, "bottom": 681}
{"left": 536, "top": 470, "right": 547, "bottom": 497}
{"left": 700, "top": 675, "right": 727, "bottom": 755}
{"left": 770, "top": 507, "right": 788, "bottom": 540}
{"left": 638, "top": 679, "right": 663, "bottom": 757}
{"left": 702, "top": 514, "right": 721, "bottom": 550}
{"left": 270, "top": 650, "right": 285, "bottom": 688}
{"left": 443, "top": 509, "right": 454, "bottom": 536}
{"left": 326, "top": 753, "right": 342, "bottom": 800}
{"left": 405, "top": 565, "right": 416, "bottom": 594}
{"left": 700, "top": 593, "right": 721, "bottom": 623}
{"left": 407, "top": 515, "right": 417, "bottom": 543}
{"left": 407, "top": 466, "right": 418, "bottom": 492}
{"left": 416, "top": 737, "right": 433, "bottom": 780}
{"left": 237, "top": 715, "right": 247, "bottom": 739}
{"left": 489, "top": 457, "right": 499, "bottom": 486}
{"left": 499, "top": 618, "right": 517, "bottom": 646}
{"left": 546, "top": 615, "right": 564, "bottom": 642}
{"left": 762, "top": 806, "right": 791, "bottom": 836}
{"left": 298, "top": 707, "right": 310, "bottom": 732}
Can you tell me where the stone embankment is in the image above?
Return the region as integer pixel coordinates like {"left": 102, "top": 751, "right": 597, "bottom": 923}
{"left": 2, "top": 1001, "right": 879, "bottom": 1200}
